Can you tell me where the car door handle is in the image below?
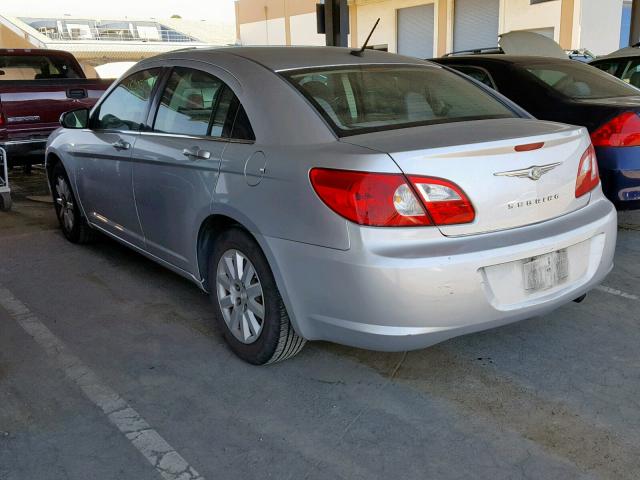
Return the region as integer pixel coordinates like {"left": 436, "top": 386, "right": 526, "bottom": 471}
{"left": 112, "top": 139, "right": 131, "bottom": 150}
{"left": 182, "top": 147, "right": 211, "bottom": 160}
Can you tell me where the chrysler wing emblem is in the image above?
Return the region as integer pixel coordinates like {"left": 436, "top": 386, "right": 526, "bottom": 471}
{"left": 493, "top": 162, "right": 562, "bottom": 181}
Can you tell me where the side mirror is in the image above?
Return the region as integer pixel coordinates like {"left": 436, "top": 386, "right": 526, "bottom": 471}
{"left": 60, "top": 108, "right": 89, "bottom": 129}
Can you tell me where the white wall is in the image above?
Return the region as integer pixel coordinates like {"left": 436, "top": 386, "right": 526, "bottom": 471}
{"left": 290, "top": 12, "right": 325, "bottom": 45}
{"left": 239, "top": 17, "right": 286, "bottom": 45}
{"left": 578, "top": 0, "right": 623, "bottom": 55}
{"left": 499, "top": 0, "right": 561, "bottom": 42}
{"left": 355, "top": 0, "right": 437, "bottom": 54}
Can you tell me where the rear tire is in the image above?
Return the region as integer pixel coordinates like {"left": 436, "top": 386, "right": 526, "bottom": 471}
{"left": 51, "top": 163, "right": 95, "bottom": 244}
{"left": 209, "top": 228, "right": 306, "bottom": 365}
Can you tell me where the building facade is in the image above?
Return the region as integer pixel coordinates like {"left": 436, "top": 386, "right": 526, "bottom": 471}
{"left": 236, "top": 0, "right": 625, "bottom": 57}
{"left": 0, "top": 15, "right": 235, "bottom": 76}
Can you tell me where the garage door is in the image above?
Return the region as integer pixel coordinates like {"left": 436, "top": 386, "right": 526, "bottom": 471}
{"left": 453, "top": 0, "right": 499, "bottom": 52}
{"left": 397, "top": 4, "right": 435, "bottom": 58}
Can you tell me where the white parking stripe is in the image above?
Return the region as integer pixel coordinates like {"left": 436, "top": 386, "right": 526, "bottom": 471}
{"left": 595, "top": 285, "right": 639, "bottom": 301}
{"left": 0, "top": 287, "right": 205, "bottom": 480}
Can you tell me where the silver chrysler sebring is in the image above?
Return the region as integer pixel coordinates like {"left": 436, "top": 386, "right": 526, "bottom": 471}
{"left": 46, "top": 47, "right": 617, "bottom": 364}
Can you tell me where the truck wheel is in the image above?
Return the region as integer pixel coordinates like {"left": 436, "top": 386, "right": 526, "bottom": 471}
{"left": 209, "top": 228, "right": 306, "bottom": 365}
{"left": 0, "top": 192, "right": 11, "bottom": 212}
{"left": 51, "top": 163, "right": 95, "bottom": 244}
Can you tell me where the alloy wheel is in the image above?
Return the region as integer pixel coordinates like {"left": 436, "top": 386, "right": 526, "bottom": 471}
{"left": 216, "top": 249, "right": 265, "bottom": 344}
{"left": 55, "top": 176, "right": 75, "bottom": 232}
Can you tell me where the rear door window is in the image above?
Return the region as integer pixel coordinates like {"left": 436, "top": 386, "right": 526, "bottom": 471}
{"left": 153, "top": 67, "right": 226, "bottom": 137}
{"left": 94, "top": 68, "right": 160, "bottom": 131}
{"left": 448, "top": 65, "right": 497, "bottom": 89}
{"left": 591, "top": 59, "right": 628, "bottom": 78}
{"left": 282, "top": 65, "right": 516, "bottom": 137}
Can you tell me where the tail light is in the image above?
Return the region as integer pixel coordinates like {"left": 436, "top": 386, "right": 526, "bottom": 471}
{"left": 575, "top": 144, "right": 599, "bottom": 198}
{"left": 309, "top": 168, "right": 475, "bottom": 227}
{"left": 590, "top": 112, "right": 640, "bottom": 147}
{"left": 408, "top": 176, "right": 476, "bottom": 225}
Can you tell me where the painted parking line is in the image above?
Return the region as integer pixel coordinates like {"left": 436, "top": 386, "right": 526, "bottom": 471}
{"left": 0, "top": 287, "right": 205, "bottom": 480}
{"left": 595, "top": 285, "right": 639, "bottom": 301}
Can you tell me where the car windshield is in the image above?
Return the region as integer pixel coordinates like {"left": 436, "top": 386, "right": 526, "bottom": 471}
{"left": 523, "top": 61, "right": 640, "bottom": 99}
{"left": 282, "top": 64, "right": 516, "bottom": 136}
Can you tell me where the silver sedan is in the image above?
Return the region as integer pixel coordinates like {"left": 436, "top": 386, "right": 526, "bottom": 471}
{"left": 46, "top": 47, "right": 617, "bottom": 364}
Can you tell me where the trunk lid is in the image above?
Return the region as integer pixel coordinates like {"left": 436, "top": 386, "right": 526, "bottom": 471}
{"left": 342, "top": 118, "right": 591, "bottom": 236}
{"left": 499, "top": 31, "right": 568, "bottom": 59}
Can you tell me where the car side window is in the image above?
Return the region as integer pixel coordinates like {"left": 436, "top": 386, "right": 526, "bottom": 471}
{"left": 592, "top": 59, "right": 627, "bottom": 78}
{"left": 620, "top": 60, "right": 640, "bottom": 88}
{"left": 95, "top": 69, "right": 160, "bottom": 131}
{"left": 230, "top": 101, "right": 256, "bottom": 142}
{"left": 450, "top": 65, "right": 497, "bottom": 90}
{"left": 154, "top": 67, "right": 226, "bottom": 137}
{"left": 210, "top": 86, "right": 235, "bottom": 137}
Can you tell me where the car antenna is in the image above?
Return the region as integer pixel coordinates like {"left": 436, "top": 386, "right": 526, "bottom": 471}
{"left": 350, "top": 18, "right": 380, "bottom": 57}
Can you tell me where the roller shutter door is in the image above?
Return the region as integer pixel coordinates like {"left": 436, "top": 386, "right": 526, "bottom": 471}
{"left": 397, "top": 4, "right": 435, "bottom": 58}
{"left": 453, "top": 0, "right": 500, "bottom": 52}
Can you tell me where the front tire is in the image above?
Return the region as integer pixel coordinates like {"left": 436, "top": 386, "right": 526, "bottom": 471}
{"left": 51, "top": 163, "right": 95, "bottom": 244}
{"left": 209, "top": 228, "right": 306, "bottom": 365}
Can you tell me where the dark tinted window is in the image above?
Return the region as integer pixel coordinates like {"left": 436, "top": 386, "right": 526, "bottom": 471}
{"left": 523, "top": 61, "right": 640, "bottom": 99}
{"left": 591, "top": 59, "right": 627, "bottom": 77}
{"left": 283, "top": 65, "right": 515, "bottom": 136}
{"left": 154, "top": 68, "right": 224, "bottom": 136}
{"left": 449, "top": 65, "right": 496, "bottom": 89}
{"left": 95, "top": 69, "right": 160, "bottom": 130}
{"left": 211, "top": 87, "right": 235, "bottom": 137}
{"left": 0, "top": 54, "right": 82, "bottom": 80}
{"left": 620, "top": 59, "right": 640, "bottom": 88}
{"left": 230, "top": 104, "right": 255, "bottom": 141}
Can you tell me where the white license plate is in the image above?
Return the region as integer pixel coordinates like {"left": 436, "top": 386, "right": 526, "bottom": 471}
{"left": 523, "top": 249, "right": 569, "bottom": 292}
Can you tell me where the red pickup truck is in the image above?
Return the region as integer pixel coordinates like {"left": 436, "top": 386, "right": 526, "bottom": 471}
{"left": 0, "top": 49, "right": 113, "bottom": 165}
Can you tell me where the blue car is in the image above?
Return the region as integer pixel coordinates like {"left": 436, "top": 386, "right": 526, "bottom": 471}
{"left": 434, "top": 55, "right": 640, "bottom": 210}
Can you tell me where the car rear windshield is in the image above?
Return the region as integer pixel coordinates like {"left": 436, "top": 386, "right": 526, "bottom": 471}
{"left": 0, "top": 55, "right": 82, "bottom": 80}
{"left": 281, "top": 64, "right": 517, "bottom": 136}
{"left": 523, "top": 61, "right": 639, "bottom": 99}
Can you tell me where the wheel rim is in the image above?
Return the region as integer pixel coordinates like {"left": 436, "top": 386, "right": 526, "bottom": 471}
{"left": 55, "top": 176, "right": 75, "bottom": 232}
{"left": 216, "top": 249, "right": 265, "bottom": 344}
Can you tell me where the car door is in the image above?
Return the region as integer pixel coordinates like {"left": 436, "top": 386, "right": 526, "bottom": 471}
{"left": 131, "top": 66, "right": 236, "bottom": 273}
{"left": 75, "top": 68, "right": 161, "bottom": 247}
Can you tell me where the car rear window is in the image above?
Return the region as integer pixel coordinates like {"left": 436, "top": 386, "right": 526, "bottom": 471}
{"left": 523, "top": 61, "right": 639, "bottom": 99}
{"left": 0, "top": 55, "right": 82, "bottom": 80}
{"left": 282, "top": 64, "right": 517, "bottom": 136}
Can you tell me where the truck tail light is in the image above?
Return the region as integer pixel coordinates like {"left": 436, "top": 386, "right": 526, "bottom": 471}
{"left": 309, "top": 168, "right": 475, "bottom": 227}
{"left": 590, "top": 112, "right": 640, "bottom": 147}
{"left": 575, "top": 144, "right": 599, "bottom": 198}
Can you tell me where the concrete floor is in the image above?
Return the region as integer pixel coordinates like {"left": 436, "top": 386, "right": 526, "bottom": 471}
{"left": 1, "top": 169, "right": 639, "bottom": 480}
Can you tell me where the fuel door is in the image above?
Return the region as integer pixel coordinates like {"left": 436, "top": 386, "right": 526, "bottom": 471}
{"left": 244, "top": 150, "right": 267, "bottom": 186}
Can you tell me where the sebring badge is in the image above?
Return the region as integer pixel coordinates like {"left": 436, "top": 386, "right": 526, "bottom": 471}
{"left": 493, "top": 162, "right": 562, "bottom": 181}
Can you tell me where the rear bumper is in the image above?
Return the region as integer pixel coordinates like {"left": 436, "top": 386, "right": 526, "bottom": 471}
{"left": 0, "top": 139, "right": 47, "bottom": 164}
{"left": 596, "top": 146, "right": 640, "bottom": 209}
{"left": 263, "top": 195, "right": 617, "bottom": 351}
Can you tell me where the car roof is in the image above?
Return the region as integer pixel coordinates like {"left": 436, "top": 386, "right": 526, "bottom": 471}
{"left": 434, "top": 55, "right": 576, "bottom": 65}
{"left": 592, "top": 46, "right": 640, "bottom": 61}
{"left": 151, "top": 46, "right": 432, "bottom": 72}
